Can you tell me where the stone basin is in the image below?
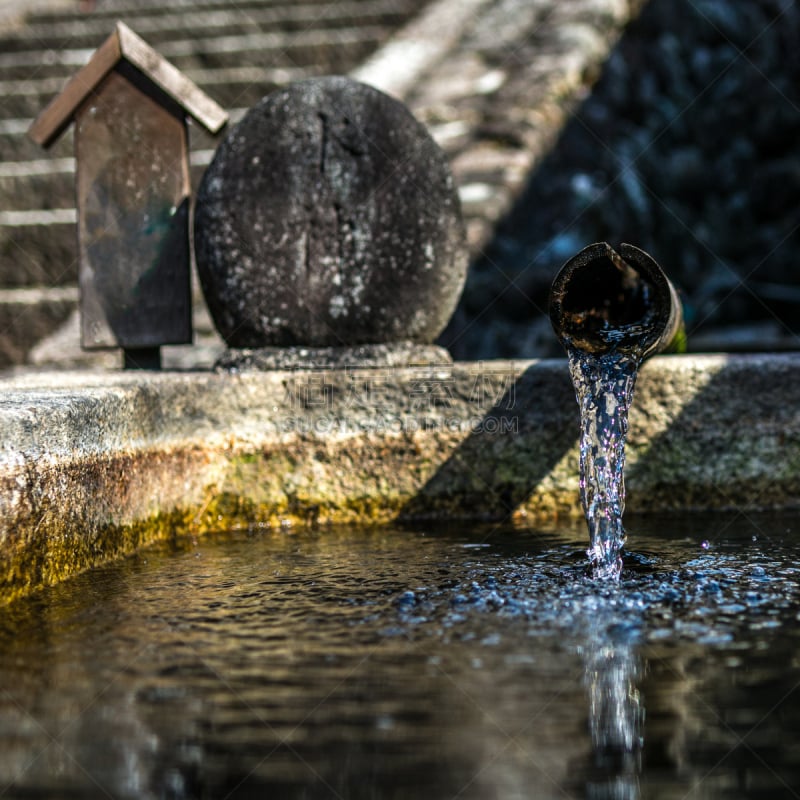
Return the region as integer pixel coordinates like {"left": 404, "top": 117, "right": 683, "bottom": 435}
{"left": 2, "top": 353, "right": 799, "bottom": 604}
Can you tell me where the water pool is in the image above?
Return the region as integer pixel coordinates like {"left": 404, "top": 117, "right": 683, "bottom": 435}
{"left": 1, "top": 514, "right": 799, "bottom": 799}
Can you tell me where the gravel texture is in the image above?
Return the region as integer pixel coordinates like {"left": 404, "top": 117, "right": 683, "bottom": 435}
{"left": 440, "top": 0, "right": 800, "bottom": 359}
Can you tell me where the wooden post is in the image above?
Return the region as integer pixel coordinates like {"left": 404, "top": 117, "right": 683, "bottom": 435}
{"left": 28, "top": 22, "right": 228, "bottom": 368}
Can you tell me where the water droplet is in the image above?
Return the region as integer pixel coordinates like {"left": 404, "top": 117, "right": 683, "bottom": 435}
{"left": 701, "top": 540, "right": 710, "bottom": 550}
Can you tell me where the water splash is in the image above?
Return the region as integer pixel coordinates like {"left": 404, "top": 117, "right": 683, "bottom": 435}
{"left": 568, "top": 346, "right": 643, "bottom": 580}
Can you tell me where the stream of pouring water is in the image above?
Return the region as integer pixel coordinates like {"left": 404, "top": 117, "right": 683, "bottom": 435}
{"left": 567, "top": 345, "right": 643, "bottom": 580}
{"left": 550, "top": 244, "right": 684, "bottom": 579}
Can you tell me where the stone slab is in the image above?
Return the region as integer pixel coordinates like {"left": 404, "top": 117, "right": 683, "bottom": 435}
{"left": 0, "top": 286, "right": 76, "bottom": 367}
{"left": 215, "top": 343, "right": 453, "bottom": 371}
{"left": 1, "top": 353, "right": 799, "bottom": 604}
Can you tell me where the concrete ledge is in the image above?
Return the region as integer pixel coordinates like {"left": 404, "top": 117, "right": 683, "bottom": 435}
{"left": 1, "top": 353, "right": 799, "bottom": 603}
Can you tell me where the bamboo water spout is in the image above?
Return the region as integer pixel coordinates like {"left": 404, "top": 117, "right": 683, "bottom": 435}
{"left": 549, "top": 242, "right": 684, "bottom": 358}
{"left": 549, "top": 243, "right": 684, "bottom": 578}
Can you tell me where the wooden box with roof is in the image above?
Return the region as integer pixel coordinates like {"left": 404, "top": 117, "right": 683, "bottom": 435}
{"left": 28, "top": 22, "right": 228, "bottom": 368}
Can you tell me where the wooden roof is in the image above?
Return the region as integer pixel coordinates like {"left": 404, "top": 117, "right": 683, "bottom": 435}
{"left": 28, "top": 21, "right": 228, "bottom": 148}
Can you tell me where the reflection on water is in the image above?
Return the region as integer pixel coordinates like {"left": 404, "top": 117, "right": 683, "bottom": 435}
{"left": 1, "top": 514, "right": 800, "bottom": 798}
{"left": 583, "top": 638, "right": 642, "bottom": 800}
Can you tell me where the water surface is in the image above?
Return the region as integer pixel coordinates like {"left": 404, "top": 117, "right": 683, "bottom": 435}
{"left": 2, "top": 514, "right": 800, "bottom": 799}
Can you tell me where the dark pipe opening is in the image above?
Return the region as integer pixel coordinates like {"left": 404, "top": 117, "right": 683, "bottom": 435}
{"left": 550, "top": 243, "right": 682, "bottom": 357}
{"left": 559, "top": 254, "right": 652, "bottom": 330}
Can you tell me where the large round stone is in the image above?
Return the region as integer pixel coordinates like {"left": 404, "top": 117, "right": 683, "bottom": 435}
{"left": 194, "top": 76, "right": 467, "bottom": 348}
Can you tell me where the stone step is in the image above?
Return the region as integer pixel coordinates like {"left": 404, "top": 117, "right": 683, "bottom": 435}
{"left": 0, "top": 54, "right": 313, "bottom": 88}
{"left": 0, "top": 5, "right": 406, "bottom": 53}
{"left": 0, "top": 68, "right": 313, "bottom": 120}
{"left": 0, "top": 29, "right": 385, "bottom": 118}
{"left": 0, "top": 160, "right": 75, "bottom": 213}
{"left": 0, "top": 118, "right": 74, "bottom": 162}
{"left": 0, "top": 286, "right": 223, "bottom": 369}
{"left": 0, "top": 211, "right": 77, "bottom": 287}
{"left": 27, "top": 0, "right": 387, "bottom": 24}
{"left": 0, "top": 104, "right": 244, "bottom": 162}
{"left": 0, "top": 26, "right": 386, "bottom": 107}
{"left": 0, "top": 153, "right": 215, "bottom": 214}
{"left": 0, "top": 0, "right": 417, "bottom": 63}
{"left": 0, "top": 285, "right": 77, "bottom": 368}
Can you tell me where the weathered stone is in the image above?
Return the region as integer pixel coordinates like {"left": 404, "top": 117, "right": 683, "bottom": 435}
{"left": 194, "top": 76, "right": 467, "bottom": 348}
{"left": 215, "top": 342, "right": 452, "bottom": 371}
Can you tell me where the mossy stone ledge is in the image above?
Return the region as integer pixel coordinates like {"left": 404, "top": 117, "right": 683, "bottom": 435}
{"left": 2, "top": 354, "right": 800, "bottom": 603}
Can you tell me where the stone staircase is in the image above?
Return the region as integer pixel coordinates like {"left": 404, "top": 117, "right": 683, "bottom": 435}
{"left": 0, "top": 0, "right": 429, "bottom": 367}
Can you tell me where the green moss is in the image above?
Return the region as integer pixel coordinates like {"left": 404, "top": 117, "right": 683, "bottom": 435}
{"left": 1, "top": 507, "right": 186, "bottom": 607}
{"left": 0, "top": 438, "right": 584, "bottom": 606}
{"left": 233, "top": 452, "right": 261, "bottom": 465}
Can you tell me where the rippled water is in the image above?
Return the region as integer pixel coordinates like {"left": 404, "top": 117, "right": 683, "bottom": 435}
{"left": 2, "top": 515, "right": 800, "bottom": 799}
